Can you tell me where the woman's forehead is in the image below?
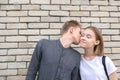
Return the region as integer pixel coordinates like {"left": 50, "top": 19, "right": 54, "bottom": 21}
{"left": 82, "top": 29, "right": 96, "bottom": 36}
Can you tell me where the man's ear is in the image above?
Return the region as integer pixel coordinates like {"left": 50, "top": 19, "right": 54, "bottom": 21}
{"left": 95, "top": 40, "right": 100, "bottom": 45}
{"left": 69, "top": 27, "right": 74, "bottom": 34}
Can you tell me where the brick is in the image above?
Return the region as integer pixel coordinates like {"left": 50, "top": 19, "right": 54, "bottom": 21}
{"left": 71, "top": 0, "right": 89, "bottom": 5}
{"left": 27, "top": 62, "right": 30, "bottom": 67}
{"left": 29, "top": 11, "right": 49, "bottom": 16}
{"left": 41, "top": 17, "right": 60, "bottom": 22}
{"left": 1, "top": 5, "right": 20, "bottom": 10}
{"left": 61, "top": 17, "right": 80, "bottom": 22}
{"left": 91, "top": 1, "right": 108, "bottom": 5}
{"left": 0, "top": 50, "right": 7, "bottom": 55}
{"left": 0, "top": 63, "right": 7, "bottom": 69}
{"left": 50, "top": 11, "right": 69, "bottom": 16}
{"left": 6, "top": 36, "right": 27, "bottom": 42}
{"left": 41, "top": 5, "right": 60, "bottom": 10}
{"left": 20, "top": 17, "right": 40, "bottom": 22}
{"left": 0, "top": 43, "right": 18, "bottom": 48}
{"left": 0, "top": 0, "right": 8, "bottom": 4}
{"left": 71, "top": 44, "right": 80, "bottom": 48}
{"left": 70, "top": 11, "right": 89, "bottom": 17}
{"left": 0, "top": 24, "right": 5, "bottom": 29}
{"left": 102, "top": 29, "right": 119, "bottom": 35}
{"left": 19, "top": 42, "right": 36, "bottom": 48}
{"left": 111, "top": 36, "right": 120, "bottom": 41}
{"left": 28, "top": 49, "right": 34, "bottom": 54}
{"left": 61, "top": 5, "right": 79, "bottom": 10}
{"left": 8, "top": 49, "right": 27, "bottom": 55}
{"left": 117, "top": 67, "right": 120, "bottom": 72}
{"left": 81, "top": 17, "right": 99, "bottom": 22}
{"left": 8, "top": 62, "right": 26, "bottom": 68}
{"left": 81, "top": 23, "right": 91, "bottom": 28}
{"left": 18, "top": 69, "right": 27, "bottom": 75}
{"left": 0, "top": 70, "right": 17, "bottom": 76}
{"left": 28, "top": 23, "right": 49, "bottom": 28}
{"left": 31, "top": 0, "right": 50, "bottom": 4}
{"left": 0, "top": 11, "right": 6, "bottom": 16}
{"left": 40, "top": 29, "right": 60, "bottom": 35}
{"left": 19, "top": 30, "right": 39, "bottom": 35}
{"left": 91, "top": 12, "right": 109, "bottom": 17}
{"left": 50, "top": 36, "right": 60, "bottom": 40}
{"left": 81, "top": 6, "right": 99, "bottom": 11}
{"left": 7, "top": 76, "right": 25, "bottom": 80}
{"left": 111, "top": 23, "right": 120, "bottom": 28}
{"left": 100, "top": 6, "right": 118, "bottom": 11}
{"left": 0, "top": 30, "right": 18, "bottom": 36}
{"left": 0, "top": 77, "right": 6, "bottom": 80}
{"left": 101, "top": 18, "right": 119, "bottom": 23}
{"left": 7, "top": 11, "right": 27, "bottom": 16}
{"left": 7, "top": 23, "right": 27, "bottom": 29}
{"left": 9, "top": 0, "right": 29, "bottom": 4}
{"left": 109, "top": 1, "right": 120, "bottom": 6}
{"left": 104, "top": 42, "right": 120, "bottom": 47}
{"left": 91, "top": 23, "right": 110, "bottom": 28}
{"left": 103, "top": 36, "right": 110, "bottom": 41}
{"left": 16, "top": 55, "right": 31, "bottom": 61}
{"left": 50, "top": 23, "right": 63, "bottom": 28}
{"left": 104, "top": 48, "right": 111, "bottom": 54}
{"left": 112, "top": 48, "right": 120, "bottom": 53}
{"left": 0, "top": 56, "right": 15, "bottom": 61}
{"left": 22, "top": 5, "right": 40, "bottom": 10}
{"left": 0, "top": 37, "right": 5, "bottom": 42}
{"left": 28, "top": 36, "right": 48, "bottom": 41}
{"left": 110, "top": 12, "right": 120, "bottom": 17}
{"left": 73, "top": 48, "right": 84, "bottom": 53}
{"left": 0, "top": 17, "right": 19, "bottom": 23}
{"left": 51, "top": 0, "right": 70, "bottom": 4}
{"left": 114, "top": 61, "right": 120, "bottom": 66}
{"left": 107, "top": 54, "right": 120, "bottom": 60}
{"left": 118, "top": 75, "right": 120, "bottom": 80}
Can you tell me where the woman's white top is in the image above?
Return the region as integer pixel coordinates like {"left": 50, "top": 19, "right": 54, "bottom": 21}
{"left": 80, "top": 56, "right": 117, "bottom": 80}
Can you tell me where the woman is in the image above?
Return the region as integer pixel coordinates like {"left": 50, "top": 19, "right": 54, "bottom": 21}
{"left": 79, "top": 26, "right": 118, "bottom": 80}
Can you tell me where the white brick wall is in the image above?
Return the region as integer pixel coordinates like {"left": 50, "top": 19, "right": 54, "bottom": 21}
{"left": 7, "top": 11, "right": 28, "bottom": 16}
{"left": 0, "top": 0, "right": 120, "bottom": 80}
{"left": 9, "top": 0, "right": 29, "bottom": 4}
{"left": 31, "top": 0, "right": 50, "bottom": 4}
{"left": 22, "top": 5, "right": 40, "bottom": 10}
{"left": 0, "top": 0, "right": 8, "bottom": 4}
{"left": 0, "top": 17, "right": 19, "bottom": 23}
{"left": 1, "top": 5, "right": 20, "bottom": 10}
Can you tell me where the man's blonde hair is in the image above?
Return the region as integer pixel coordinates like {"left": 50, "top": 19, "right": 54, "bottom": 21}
{"left": 61, "top": 20, "right": 81, "bottom": 35}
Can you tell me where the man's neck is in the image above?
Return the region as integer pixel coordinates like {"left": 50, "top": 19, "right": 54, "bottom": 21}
{"left": 60, "top": 36, "right": 73, "bottom": 48}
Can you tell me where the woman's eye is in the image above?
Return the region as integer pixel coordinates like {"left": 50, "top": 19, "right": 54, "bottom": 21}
{"left": 87, "top": 35, "right": 91, "bottom": 39}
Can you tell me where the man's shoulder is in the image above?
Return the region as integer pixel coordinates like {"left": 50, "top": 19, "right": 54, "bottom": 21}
{"left": 69, "top": 47, "right": 81, "bottom": 58}
{"left": 70, "top": 47, "right": 81, "bottom": 54}
{"left": 38, "top": 39, "right": 57, "bottom": 45}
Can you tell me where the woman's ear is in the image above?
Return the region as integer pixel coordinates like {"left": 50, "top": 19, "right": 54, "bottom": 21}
{"left": 95, "top": 40, "right": 100, "bottom": 45}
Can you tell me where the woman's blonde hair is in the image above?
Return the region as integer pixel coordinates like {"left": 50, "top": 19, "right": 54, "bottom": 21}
{"left": 85, "top": 26, "right": 104, "bottom": 56}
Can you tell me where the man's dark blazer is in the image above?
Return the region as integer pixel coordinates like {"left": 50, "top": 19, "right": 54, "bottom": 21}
{"left": 26, "top": 39, "right": 81, "bottom": 80}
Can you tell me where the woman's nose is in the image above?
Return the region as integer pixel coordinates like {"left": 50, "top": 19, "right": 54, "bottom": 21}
{"left": 81, "top": 36, "right": 86, "bottom": 40}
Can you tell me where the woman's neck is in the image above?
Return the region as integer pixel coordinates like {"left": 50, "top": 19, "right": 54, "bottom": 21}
{"left": 83, "top": 49, "right": 96, "bottom": 60}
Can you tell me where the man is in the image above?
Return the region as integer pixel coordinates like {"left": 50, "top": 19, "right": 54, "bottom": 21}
{"left": 26, "top": 20, "right": 82, "bottom": 80}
